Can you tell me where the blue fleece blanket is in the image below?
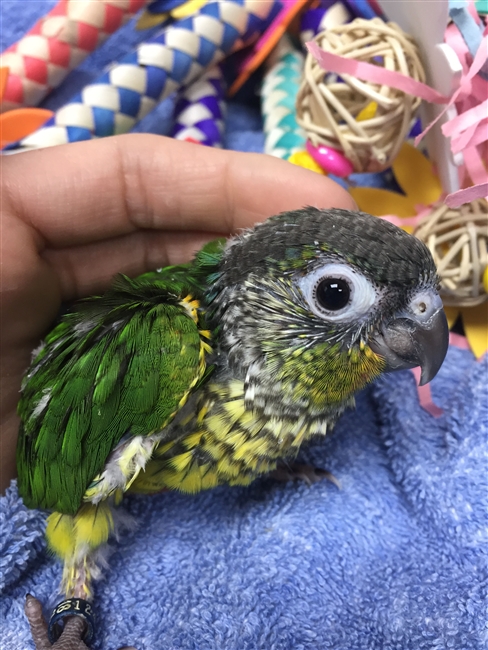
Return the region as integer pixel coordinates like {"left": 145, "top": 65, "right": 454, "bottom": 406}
{"left": 1, "top": 3, "right": 487, "bottom": 649}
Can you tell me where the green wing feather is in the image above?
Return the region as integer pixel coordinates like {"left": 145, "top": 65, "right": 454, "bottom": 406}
{"left": 17, "top": 240, "right": 225, "bottom": 515}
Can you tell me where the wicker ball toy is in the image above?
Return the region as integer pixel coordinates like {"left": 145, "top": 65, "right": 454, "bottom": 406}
{"left": 296, "top": 18, "right": 426, "bottom": 173}
{"left": 414, "top": 199, "right": 488, "bottom": 308}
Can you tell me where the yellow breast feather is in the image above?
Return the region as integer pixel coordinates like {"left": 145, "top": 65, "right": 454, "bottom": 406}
{"left": 131, "top": 380, "right": 329, "bottom": 495}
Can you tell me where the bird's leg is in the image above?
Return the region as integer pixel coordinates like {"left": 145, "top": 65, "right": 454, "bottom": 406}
{"left": 37, "top": 553, "right": 99, "bottom": 648}
{"left": 25, "top": 503, "right": 136, "bottom": 650}
{"left": 24, "top": 529, "right": 98, "bottom": 649}
{"left": 271, "top": 461, "right": 341, "bottom": 489}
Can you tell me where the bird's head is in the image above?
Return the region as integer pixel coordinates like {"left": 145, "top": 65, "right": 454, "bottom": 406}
{"left": 208, "top": 208, "right": 448, "bottom": 418}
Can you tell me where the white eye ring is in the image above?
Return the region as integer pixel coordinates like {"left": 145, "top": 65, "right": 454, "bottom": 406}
{"left": 296, "top": 263, "right": 377, "bottom": 322}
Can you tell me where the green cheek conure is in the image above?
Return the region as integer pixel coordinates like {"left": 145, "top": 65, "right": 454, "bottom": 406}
{"left": 16, "top": 207, "right": 449, "bottom": 648}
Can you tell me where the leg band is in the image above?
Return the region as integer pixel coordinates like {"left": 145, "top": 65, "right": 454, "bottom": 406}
{"left": 48, "top": 598, "right": 95, "bottom": 644}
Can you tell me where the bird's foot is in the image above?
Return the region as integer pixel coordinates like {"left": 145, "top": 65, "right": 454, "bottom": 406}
{"left": 25, "top": 595, "right": 136, "bottom": 650}
{"left": 25, "top": 595, "right": 91, "bottom": 650}
{"left": 271, "top": 462, "right": 341, "bottom": 489}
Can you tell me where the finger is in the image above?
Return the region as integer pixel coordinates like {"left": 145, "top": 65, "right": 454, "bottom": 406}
{"left": 3, "top": 134, "right": 356, "bottom": 250}
{"left": 43, "top": 230, "right": 223, "bottom": 299}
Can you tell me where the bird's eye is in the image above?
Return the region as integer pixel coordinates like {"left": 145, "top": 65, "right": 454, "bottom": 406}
{"left": 315, "top": 278, "right": 350, "bottom": 311}
{"left": 297, "top": 263, "right": 377, "bottom": 322}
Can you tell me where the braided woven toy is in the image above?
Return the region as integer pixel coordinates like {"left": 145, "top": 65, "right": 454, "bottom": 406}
{"left": 261, "top": 37, "right": 306, "bottom": 160}
{"left": 171, "top": 65, "right": 225, "bottom": 147}
{"left": 1, "top": 0, "right": 150, "bottom": 112}
{"left": 6, "top": 0, "right": 278, "bottom": 150}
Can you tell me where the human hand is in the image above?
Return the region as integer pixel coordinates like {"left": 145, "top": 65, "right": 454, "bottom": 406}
{"left": 0, "top": 134, "right": 356, "bottom": 491}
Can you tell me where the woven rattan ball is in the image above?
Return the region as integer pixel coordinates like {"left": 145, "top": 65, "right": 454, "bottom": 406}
{"left": 296, "top": 18, "right": 425, "bottom": 173}
{"left": 414, "top": 199, "right": 488, "bottom": 307}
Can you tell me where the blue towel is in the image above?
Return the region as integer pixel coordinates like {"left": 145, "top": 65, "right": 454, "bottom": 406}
{"left": 1, "top": 3, "right": 487, "bottom": 649}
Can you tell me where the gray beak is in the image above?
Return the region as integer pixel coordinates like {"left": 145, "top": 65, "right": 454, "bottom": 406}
{"left": 370, "top": 305, "right": 449, "bottom": 386}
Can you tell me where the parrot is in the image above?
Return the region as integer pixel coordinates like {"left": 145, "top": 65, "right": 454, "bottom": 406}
{"left": 16, "top": 207, "right": 449, "bottom": 649}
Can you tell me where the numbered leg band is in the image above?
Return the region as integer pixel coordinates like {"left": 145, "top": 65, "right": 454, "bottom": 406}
{"left": 48, "top": 598, "right": 95, "bottom": 644}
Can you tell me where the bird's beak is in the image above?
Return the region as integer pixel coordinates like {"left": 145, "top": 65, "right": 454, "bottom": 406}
{"left": 370, "top": 306, "right": 449, "bottom": 386}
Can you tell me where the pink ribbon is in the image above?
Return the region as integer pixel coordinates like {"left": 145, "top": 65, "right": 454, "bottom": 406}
{"left": 441, "top": 28, "right": 488, "bottom": 207}
{"left": 442, "top": 98, "right": 488, "bottom": 137}
{"left": 306, "top": 41, "right": 451, "bottom": 104}
{"left": 413, "top": 33, "right": 488, "bottom": 148}
{"left": 410, "top": 333, "right": 473, "bottom": 417}
{"left": 450, "top": 119, "right": 487, "bottom": 154}
{"left": 449, "top": 332, "right": 471, "bottom": 350}
{"left": 463, "top": 145, "right": 488, "bottom": 185}
{"left": 410, "top": 367, "right": 444, "bottom": 418}
{"left": 446, "top": 182, "right": 488, "bottom": 208}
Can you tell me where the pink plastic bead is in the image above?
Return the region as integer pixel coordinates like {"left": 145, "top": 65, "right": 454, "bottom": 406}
{"left": 306, "top": 140, "right": 354, "bottom": 177}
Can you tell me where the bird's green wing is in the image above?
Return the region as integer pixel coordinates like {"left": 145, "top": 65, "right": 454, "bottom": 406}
{"left": 16, "top": 251, "right": 223, "bottom": 515}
